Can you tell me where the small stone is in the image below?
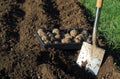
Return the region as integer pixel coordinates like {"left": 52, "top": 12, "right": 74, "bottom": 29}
{"left": 102, "top": 77, "right": 104, "bottom": 79}
{"left": 47, "top": 32, "right": 53, "bottom": 39}
{"left": 81, "top": 30, "right": 88, "bottom": 35}
{"left": 50, "top": 36, "right": 55, "bottom": 42}
{"left": 37, "top": 74, "right": 40, "bottom": 79}
{"left": 54, "top": 41, "right": 59, "bottom": 44}
{"left": 10, "top": 48, "right": 14, "bottom": 51}
{"left": 98, "top": 39, "right": 105, "bottom": 47}
{"left": 86, "top": 35, "right": 92, "bottom": 43}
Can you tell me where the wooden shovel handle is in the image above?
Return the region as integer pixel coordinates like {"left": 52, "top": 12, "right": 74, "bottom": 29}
{"left": 96, "top": 0, "right": 103, "bottom": 8}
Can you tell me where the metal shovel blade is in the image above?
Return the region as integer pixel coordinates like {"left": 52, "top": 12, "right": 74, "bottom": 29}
{"left": 76, "top": 42, "right": 105, "bottom": 75}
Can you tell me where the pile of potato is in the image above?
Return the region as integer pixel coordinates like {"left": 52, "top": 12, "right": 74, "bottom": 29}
{"left": 37, "top": 28, "right": 89, "bottom": 44}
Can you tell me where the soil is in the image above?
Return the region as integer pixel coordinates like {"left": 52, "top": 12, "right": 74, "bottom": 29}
{"left": 0, "top": 0, "right": 120, "bottom": 79}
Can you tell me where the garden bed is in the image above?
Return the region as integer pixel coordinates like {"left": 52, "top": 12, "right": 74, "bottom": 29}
{"left": 0, "top": 0, "right": 120, "bottom": 79}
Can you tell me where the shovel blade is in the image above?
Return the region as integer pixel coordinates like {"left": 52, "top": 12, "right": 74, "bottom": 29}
{"left": 76, "top": 42, "right": 105, "bottom": 75}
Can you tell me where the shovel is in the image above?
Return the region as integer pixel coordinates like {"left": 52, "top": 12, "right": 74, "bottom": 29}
{"left": 76, "top": 0, "right": 105, "bottom": 75}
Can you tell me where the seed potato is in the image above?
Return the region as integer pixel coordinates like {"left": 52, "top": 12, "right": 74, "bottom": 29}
{"left": 75, "top": 34, "right": 83, "bottom": 40}
{"left": 41, "top": 36, "right": 47, "bottom": 41}
{"left": 55, "top": 34, "right": 60, "bottom": 39}
{"left": 52, "top": 28, "right": 59, "bottom": 34}
{"left": 61, "top": 38, "right": 71, "bottom": 43}
{"left": 38, "top": 29, "right": 45, "bottom": 36}
{"left": 44, "top": 40, "right": 49, "bottom": 44}
{"left": 74, "top": 38, "right": 80, "bottom": 43}
{"left": 70, "top": 29, "right": 78, "bottom": 37}
{"left": 64, "top": 33, "right": 72, "bottom": 39}
{"left": 38, "top": 28, "right": 89, "bottom": 45}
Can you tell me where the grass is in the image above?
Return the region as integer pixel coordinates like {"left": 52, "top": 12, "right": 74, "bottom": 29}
{"left": 79, "top": 0, "right": 120, "bottom": 50}
{"left": 79, "top": 0, "right": 120, "bottom": 70}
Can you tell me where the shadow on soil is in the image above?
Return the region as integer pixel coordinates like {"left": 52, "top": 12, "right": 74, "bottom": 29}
{"left": 37, "top": 49, "right": 97, "bottom": 79}
{"left": 36, "top": 51, "right": 52, "bottom": 65}
{"left": 42, "top": 0, "right": 61, "bottom": 29}
{"left": 17, "top": 0, "right": 25, "bottom": 3}
{"left": 0, "top": 68, "right": 10, "bottom": 79}
{"left": 3, "top": 5, "right": 25, "bottom": 27}
{"left": 2, "top": 4, "right": 25, "bottom": 51}
{"left": 111, "top": 49, "right": 120, "bottom": 70}
{"left": 76, "top": 2, "right": 94, "bottom": 26}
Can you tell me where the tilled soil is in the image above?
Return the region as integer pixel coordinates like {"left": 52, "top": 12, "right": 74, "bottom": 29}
{"left": 0, "top": 0, "right": 120, "bottom": 79}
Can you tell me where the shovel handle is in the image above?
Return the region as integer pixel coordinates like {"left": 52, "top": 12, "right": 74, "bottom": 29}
{"left": 96, "top": 0, "right": 103, "bottom": 8}
{"left": 92, "top": 0, "right": 103, "bottom": 46}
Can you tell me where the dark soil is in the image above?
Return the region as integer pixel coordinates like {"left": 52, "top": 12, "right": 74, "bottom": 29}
{"left": 0, "top": 0, "right": 120, "bottom": 79}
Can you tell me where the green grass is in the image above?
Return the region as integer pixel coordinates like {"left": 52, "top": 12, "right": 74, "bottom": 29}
{"left": 79, "top": 0, "right": 120, "bottom": 50}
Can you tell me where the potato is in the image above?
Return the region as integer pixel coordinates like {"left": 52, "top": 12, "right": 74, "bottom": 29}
{"left": 38, "top": 29, "right": 45, "bottom": 36}
{"left": 74, "top": 38, "right": 80, "bottom": 43}
{"left": 64, "top": 33, "right": 72, "bottom": 39}
{"left": 74, "top": 34, "right": 83, "bottom": 43}
{"left": 55, "top": 34, "right": 60, "bottom": 39}
{"left": 52, "top": 28, "right": 59, "bottom": 34}
{"left": 75, "top": 34, "right": 83, "bottom": 40}
{"left": 70, "top": 29, "right": 78, "bottom": 37}
{"left": 41, "top": 36, "right": 47, "bottom": 41}
{"left": 44, "top": 40, "right": 49, "bottom": 44}
{"left": 61, "top": 38, "right": 71, "bottom": 43}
